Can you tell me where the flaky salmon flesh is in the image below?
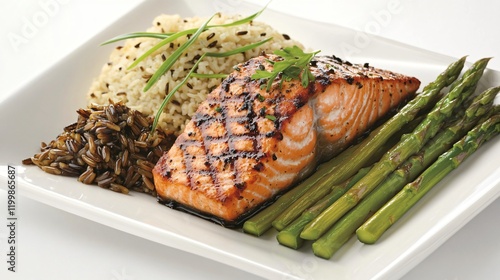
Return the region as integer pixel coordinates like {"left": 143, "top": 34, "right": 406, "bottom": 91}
{"left": 153, "top": 54, "right": 420, "bottom": 224}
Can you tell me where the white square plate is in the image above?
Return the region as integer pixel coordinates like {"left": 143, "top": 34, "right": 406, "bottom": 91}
{"left": 1, "top": 0, "right": 499, "bottom": 279}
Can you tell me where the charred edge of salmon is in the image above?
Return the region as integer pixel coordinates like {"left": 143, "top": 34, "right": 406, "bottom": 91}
{"left": 157, "top": 194, "right": 279, "bottom": 228}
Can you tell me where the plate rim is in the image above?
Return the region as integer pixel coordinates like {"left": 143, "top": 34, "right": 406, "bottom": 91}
{"left": 1, "top": 1, "right": 500, "bottom": 279}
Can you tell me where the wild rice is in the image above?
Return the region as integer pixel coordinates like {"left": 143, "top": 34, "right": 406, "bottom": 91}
{"left": 24, "top": 100, "right": 174, "bottom": 195}
{"left": 87, "top": 13, "right": 303, "bottom": 136}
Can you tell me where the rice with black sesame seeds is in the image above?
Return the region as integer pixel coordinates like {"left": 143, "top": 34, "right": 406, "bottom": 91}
{"left": 87, "top": 13, "right": 303, "bottom": 136}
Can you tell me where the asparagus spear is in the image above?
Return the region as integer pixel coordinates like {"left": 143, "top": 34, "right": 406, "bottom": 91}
{"left": 300, "top": 58, "right": 489, "bottom": 240}
{"left": 356, "top": 113, "right": 500, "bottom": 244}
{"left": 277, "top": 166, "right": 372, "bottom": 249}
{"left": 280, "top": 89, "right": 498, "bottom": 252}
{"left": 311, "top": 87, "right": 499, "bottom": 258}
{"left": 242, "top": 57, "right": 466, "bottom": 236}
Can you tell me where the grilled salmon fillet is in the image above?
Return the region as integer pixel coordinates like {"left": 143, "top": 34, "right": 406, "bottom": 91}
{"left": 153, "top": 54, "right": 420, "bottom": 224}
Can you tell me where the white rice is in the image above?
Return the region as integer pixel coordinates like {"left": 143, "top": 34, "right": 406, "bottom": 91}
{"left": 87, "top": 13, "right": 303, "bottom": 135}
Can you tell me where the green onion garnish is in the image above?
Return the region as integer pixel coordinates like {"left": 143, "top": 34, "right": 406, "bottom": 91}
{"left": 143, "top": 13, "right": 217, "bottom": 92}
{"left": 102, "top": 3, "right": 277, "bottom": 131}
{"left": 265, "top": 114, "right": 277, "bottom": 121}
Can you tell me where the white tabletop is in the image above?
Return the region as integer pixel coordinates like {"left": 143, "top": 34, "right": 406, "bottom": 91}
{"left": 1, "top": 1, "right": 499, "bottom": 279}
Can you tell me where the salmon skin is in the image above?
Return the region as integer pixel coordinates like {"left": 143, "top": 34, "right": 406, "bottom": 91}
{"left": 153, "top": 54, "right": 420, "bottom": 225}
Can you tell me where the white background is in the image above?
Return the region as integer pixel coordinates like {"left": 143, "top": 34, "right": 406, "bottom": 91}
{"left": 0, "top": 0, "right": 499, "bottom": 279}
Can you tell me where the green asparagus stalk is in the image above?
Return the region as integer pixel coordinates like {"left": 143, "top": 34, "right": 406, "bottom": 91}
{"left": 311, "top": 87, "right": 499, "bottom": 258}
{"left": 276, "top": 166, "right": 372, "bottom": 249}
{"left": 356, "top": 113, "right": 500, "bottom": 244}
{"left": 300, "top": 58, "right": 490, "bottom": 240}
{"left": 243, "top": 57, "right": 466, "bottom": 236}
{"left": 276, "top": 92, "right": 496, "bottom": 250}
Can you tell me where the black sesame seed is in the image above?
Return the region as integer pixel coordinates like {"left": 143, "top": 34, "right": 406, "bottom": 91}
{"left": 235, "top": 182, "right": 246, "bottom": 189}
{"left": 332, "top": 55, "right": 342, "bottom": 63}
{"left": 259, "top": 107, "right": 266, "bottom": 117}
{"left": 346, "top": 76, "right": 354, "bottom": 85}
{"left": 253, "top": 162, "right": 264, "bottom": 171}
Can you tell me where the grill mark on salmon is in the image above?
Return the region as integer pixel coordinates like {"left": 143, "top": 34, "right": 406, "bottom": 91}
{"left": 153, "top": 54, "right": 420, "bottom": 225}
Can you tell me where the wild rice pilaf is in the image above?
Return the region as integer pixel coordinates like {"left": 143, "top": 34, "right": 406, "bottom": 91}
{"left": 87, "top": 13, "right": 303, "bottom": 135}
